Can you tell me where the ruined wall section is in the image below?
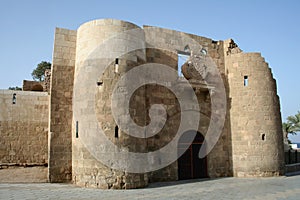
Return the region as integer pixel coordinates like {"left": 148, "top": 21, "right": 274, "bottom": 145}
{"left": 0, "top": 90, "right": 48, "bottom": 165}
{"left": 43, "top": 69, "right": 51, "bottom": 93}
{"left": 49, "top": 28, "right": 76, "bottom": 182}
{"left": 225, "top": 43, "right": 285, "bottom": 177}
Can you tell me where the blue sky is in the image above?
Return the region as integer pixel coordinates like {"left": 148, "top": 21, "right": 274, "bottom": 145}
{"left": 0, "top": 0, "right": 299, "bottom": 141}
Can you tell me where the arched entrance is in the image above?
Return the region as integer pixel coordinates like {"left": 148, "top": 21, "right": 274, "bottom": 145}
{"left": 178, "top": 130, "right": 208, "bottom": 180}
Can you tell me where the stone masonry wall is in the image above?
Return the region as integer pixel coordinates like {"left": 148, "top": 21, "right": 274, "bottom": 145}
{"left": 144, "top": 27, "right": 232, "bottom": 178}
{"left": 49, "top": 27, "right": 76, "bottom": 182}
{"left": 144, "top": 49, "right": 179, "bottom": 182}
{"left": 23, "top": 80, "right": 44, "bottom": 91}
{"left": 225, "top": 48, "right": 285, "bottom": 177}
{"left": 0, "top": 90, "right": 48, "bottom": 165}
{"left": 72, "top": 19, "right": 148, "bottom": 189}
{"left": 185, "top": 35, "right": 232, "bottom": 178}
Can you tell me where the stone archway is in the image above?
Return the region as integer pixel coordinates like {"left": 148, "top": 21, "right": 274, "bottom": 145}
{"left": 178, "top": 130, "right": 208, "bottom": 180}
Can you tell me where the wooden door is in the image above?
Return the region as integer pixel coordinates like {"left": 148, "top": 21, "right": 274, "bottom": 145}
{"left": 178, "top": 131, "right": 207, "bottom": 180}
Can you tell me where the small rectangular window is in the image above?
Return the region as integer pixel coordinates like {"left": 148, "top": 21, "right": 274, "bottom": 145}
{"left": 115, "top": 126, "right": 119, "bottom": 138}
{"left": 244, "top": 76, "right": 248, "bottom": 86}
{"left": 76, "top": 121, "right": 79, "bottom": 138}
{"left": 12, "top": 93, "right": 16, "bottom": 104}
{"left": 115, "top": 58, "right": 119, "bottom": 73}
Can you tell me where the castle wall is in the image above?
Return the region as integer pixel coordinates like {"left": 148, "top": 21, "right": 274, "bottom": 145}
{"left": 48, "top": 28, "right": 76, "bottom": 182}
{"left": 0, "top": 90, "right": 48, "bottom": 165}
{"left": 225, "top": 47, "right": 285, "bottom": 176}
{"left": 45, "top": 18, "right": 284, "bottom": 189}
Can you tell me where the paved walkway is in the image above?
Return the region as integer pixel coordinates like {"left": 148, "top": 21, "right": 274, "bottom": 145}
{"left": 1, "top": 174, "right": 300, "bottom": 200}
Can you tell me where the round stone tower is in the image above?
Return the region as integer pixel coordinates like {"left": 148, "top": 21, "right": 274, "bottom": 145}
{"left": 72, "top": 19, "right": 148, "bottom": 189}
{"left": 225, "top": 40, "right": 285, "bottom": 177}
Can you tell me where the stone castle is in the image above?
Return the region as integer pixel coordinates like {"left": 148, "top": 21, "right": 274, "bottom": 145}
{"left": 0, "top": 19, "right": 285, "bottom": 189}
